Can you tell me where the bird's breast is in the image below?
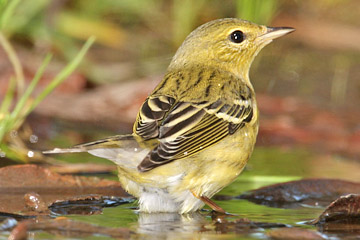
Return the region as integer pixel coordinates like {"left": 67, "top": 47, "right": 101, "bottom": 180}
{"left": 176, "top": 120, "right": 258, "bottom": 197}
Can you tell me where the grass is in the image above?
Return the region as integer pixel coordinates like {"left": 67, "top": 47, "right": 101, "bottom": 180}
{"left": 236, "top": 0, "right": 278, "bottom": 25}
{"left": 0, "top": 35, "right": 94, "bottom": 155}
{"left": 0, "top": 0, "right": 95, "bottom": 161}
{"left": 0, "top": 36, "right": 95, "bottom": 161}
{"left": 0, "top": 0, "right": 280, "bottom": 161}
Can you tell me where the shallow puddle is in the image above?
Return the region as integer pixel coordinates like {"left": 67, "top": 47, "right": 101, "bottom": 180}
{"left": 1, "top": 145, "right": 359, "bottom": 239}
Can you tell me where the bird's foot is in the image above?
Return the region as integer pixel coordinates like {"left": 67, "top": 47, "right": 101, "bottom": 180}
{"left": 191, "top": 190, "right": 226, "bottom": 214}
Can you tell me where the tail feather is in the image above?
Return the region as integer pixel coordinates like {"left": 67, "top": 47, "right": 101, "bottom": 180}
{"left": 43, "top": 134, "right": 136, "bottom": 154}
{"left": 43, "top": 147, "right": 85, "bottom": 154}
{"left": 43, "top": 134, "right": 150, "bottom": 169}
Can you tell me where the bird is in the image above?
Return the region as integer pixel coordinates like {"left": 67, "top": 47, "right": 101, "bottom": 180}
{"left": 44, "top": 18, "right": 294, "bottom": 214}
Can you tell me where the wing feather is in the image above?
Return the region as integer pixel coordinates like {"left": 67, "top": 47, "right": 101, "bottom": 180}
{"left": 134, "top": 96, "right": 175, "bottom": 139}
{"left": 137, "top": 97, "right": 254, "bottom": 172}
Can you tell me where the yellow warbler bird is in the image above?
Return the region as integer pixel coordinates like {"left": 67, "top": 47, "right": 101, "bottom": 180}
{"left": 44, "top": 18, "right": 294, "bottom": 214}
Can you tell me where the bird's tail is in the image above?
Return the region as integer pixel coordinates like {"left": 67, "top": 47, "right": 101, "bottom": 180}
{"left": 43, "top": 134, "right": 150, "bottom": 169}
{"left": 43, "top": 134, "right": 137, "bottom": 154}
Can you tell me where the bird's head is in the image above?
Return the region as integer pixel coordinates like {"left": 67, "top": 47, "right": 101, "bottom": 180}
{"left": 169, "top": 18, "right": 294, "bottom": 80}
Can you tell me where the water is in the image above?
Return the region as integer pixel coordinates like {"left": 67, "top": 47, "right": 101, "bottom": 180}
{"left": 1, "top": 143, "right": 357, "bottom": 239}
{"left": 2, "top": 120, "right": 360, "bottom": 239}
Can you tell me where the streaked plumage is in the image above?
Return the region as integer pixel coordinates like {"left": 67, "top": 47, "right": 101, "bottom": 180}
{"left": 134, "top": 66, "right": 254, "bottom": 172}
{"left": 44, "top": 18, "right": 294, "bottom": 213}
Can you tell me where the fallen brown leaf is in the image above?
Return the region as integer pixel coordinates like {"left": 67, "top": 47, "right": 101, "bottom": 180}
{"left": 0, "top": 164, "right": 128, "bottom": 215}
{"left": 238, "top": 179, "right": 360, "bottom": 208}
{"left": 212, "top": 213, "right": 287, "bottom": 234}
{"left": 313, "top": 194, "right": 360, "bottom": 225}
{"left": 49, "top": 195, "right": 133, "bottom": 215}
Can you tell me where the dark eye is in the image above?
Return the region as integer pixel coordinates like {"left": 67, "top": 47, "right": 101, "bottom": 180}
{"left": 229, "top": 30, "right": 244, "bottom": 43}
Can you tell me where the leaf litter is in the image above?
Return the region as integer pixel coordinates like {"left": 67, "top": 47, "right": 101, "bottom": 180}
{"left": 0, "top": 164, "right": 133, "bottom": 239}
{"left": 237, "top": 178, "right": 360, "bottom": 208}
{"left": 1, "top": 165, "right": 360, "bottom": 239}
{"left": 236, "top": 178, "right": 360, "bottom": 238}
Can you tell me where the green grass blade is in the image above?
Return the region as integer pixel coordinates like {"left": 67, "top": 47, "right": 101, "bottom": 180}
{"left": 0, "top": 0, "right": 21, "bottom": 30}
{"left": 0, "top": 76, "right": 16, "bottom": 114}
{"left": 0, "top": 77, "right": 16, "bottom": 143}
{"left": 236, "top": 0, "right": 278, "bottom": 24}
{"left": 9, "top": 54, "right": 52, "bottom": 123}
{"left": 0, "top": 32, "right": 25, "bottom": 96}
{"left": 29, "top": 36, "right": 95, "bottom": 113}
{"left": 0, "top": 115, "right": 10, "bottom": 143}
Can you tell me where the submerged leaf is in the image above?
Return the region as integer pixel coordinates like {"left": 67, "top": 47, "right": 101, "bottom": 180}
{"left": 49, "top": 195, "right": 134, "bottom": 215}
{"left": 238, "top": 178, "right": 360, "bottom": 208}
{"left": 0, "top": 164, "right": 128, "bottom": 215}
{"left": 313, "top": 194, "right": 360, "bottom": 225}
{"left": 211, "top": 213, "right": 287, "bottom": 234}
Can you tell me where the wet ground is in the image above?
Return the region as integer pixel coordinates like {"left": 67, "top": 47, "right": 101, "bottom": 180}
{"left": 1, "top": 132, "right": 360, "bottom": 239}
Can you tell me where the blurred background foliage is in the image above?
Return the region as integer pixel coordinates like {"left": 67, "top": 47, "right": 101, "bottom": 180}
{"left": 1, "top": 3, "right": 360, "bottom": 239}
{"left": 1, "top": 0, "right": 283, "bottom": 85}
{"left": 0, "top": 0, "right": 357, "bottom": 91}
{"left": 0, "top": 0, "right": 359, "bottom": 162}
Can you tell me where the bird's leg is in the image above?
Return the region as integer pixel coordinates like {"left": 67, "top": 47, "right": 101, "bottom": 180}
{"left": 201, "top": 196, "right": 226, "bottom": 214}
{"left": 191, "top": 190, "right": 226, "bottom": 214}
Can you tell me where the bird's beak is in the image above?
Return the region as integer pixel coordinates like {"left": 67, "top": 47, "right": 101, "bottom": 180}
{"left": 257, "top": 27, "right": 295, "bottom": 44}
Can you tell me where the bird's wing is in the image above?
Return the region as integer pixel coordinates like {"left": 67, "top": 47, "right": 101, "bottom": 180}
{"left": 134, "top": 95, "right": 254, "bottom": 172}
{"left": 133, "top": 95, "right": 176, "bottom": 139}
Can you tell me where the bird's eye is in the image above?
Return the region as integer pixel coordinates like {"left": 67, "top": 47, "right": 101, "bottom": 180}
{"left": 229, "top": 30, "right": 245, "bottom": 43}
